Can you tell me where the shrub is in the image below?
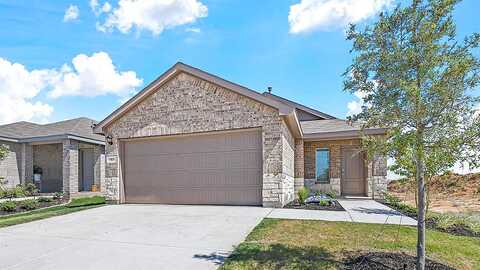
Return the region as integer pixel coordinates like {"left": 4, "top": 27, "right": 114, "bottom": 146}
{"left": 53, "top": 192, "right": 64, "bottom": 200}
{"left": 38, "top": 197, "right": 53, "bottom": 203}
{"left": 22, "top": 183, "right": 38, "bottom": 196}
{"left": 67, "top": 196, "right": 106, "bottom": 208}
{"left": 0, "top": 201, "right": 17, "bottom": 212}
{"left": 1, "top": 186, "right": 25, "bottom": 199}
{"left": 297, "top": 187, "right": 309, "bottom": 205}
{"left": 319, "top": 199, "right": 330, "bottom": 206}
{"left": 19, "top": 199, "right": 39, "bottom": 210}
{"left": 325, "top": 191, "right": 337, "bottom": 199}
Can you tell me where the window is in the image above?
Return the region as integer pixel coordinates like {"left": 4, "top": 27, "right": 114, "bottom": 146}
{"left": 315, "top": 149, "right": 329, "bottom": 183}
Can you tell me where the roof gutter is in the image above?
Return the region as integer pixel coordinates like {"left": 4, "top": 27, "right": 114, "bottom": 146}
{"left": 1, "top": 134, "right": 105, "bottom": 145}
{"left": 302, "top": 128, "right": 386, "bottom": 141}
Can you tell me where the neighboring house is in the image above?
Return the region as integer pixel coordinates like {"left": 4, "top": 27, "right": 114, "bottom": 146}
{"left": 0, "top": 118, "right": 105, "bottom": 196}
{"left": 93, "top": 62, "right": 388, "bottom": 207}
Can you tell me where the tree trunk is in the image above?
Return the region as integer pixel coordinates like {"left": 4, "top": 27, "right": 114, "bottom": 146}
{"left": 416, "top": 130, "right": 426, "bottom": 270}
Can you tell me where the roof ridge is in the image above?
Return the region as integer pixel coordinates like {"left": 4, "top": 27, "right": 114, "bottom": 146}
{"left": 262, "top": 92, "right": 337, "bottom": 120}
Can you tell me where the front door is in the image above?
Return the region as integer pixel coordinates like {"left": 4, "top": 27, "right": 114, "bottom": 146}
{"left": 341, "top": 148, "right": 365, "bottom": 196}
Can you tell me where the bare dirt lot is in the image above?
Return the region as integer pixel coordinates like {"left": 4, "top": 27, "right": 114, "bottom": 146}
{"left": 388, "top": 172, "right": 480, "bottom": 214}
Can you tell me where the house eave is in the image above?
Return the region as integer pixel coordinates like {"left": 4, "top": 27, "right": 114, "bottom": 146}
{"left": 2, "top": 134, "right": 105, "bottom": 145}
{"left": 302, "top": 128, "right": 386, "bottom": 141}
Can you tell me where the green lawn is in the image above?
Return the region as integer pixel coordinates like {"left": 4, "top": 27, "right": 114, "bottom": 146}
{"left": 0, "top": 196, "right": 106, "bottom": 228}
{"left": 220, "top": 219, "right": 480, "bottom": 270}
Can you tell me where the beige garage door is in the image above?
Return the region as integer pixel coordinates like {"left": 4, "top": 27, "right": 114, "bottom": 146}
{"left": 123, "top": 129, "right": 263, "bottom": 205}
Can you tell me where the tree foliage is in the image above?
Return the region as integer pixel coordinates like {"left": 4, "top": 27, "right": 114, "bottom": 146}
{"left": 344, "top": 0, "right": 480, "bottom": 268}
{"left": 345, "top": 0, "right": 480, "bottom": 181}
{"left": 0, "top": 144, "right": 8, "bottom": 161}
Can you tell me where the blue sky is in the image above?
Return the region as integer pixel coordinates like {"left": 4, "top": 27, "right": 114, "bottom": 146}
{"left": 0, "top": 0, "right": 478, "bottom": 125}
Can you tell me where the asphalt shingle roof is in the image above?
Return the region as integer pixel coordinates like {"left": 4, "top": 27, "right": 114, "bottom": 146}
{"left": 300, "top": 119, "right": 363, "bottom": 135}
{"left": 0, "top": 117, "right": 104, "bottom": 142}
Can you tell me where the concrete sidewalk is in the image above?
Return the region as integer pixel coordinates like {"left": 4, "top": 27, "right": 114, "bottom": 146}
{"left": 268, "top": 199, "right": 417, "bottom": 226}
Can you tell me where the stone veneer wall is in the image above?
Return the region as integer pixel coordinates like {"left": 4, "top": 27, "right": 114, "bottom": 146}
{"left": 303, "top": 139, "right": 388, "bottom": 198}
{"left": 103, "top": 72, "right": 294, "bottom": 207}
{"left": 62, "top": 139, "right": 79, "bottom": 196}
{"left": 280, "top": 121, "right": 295, "bottom": 204}
{"left": 0, "top": 141, "right": 22, "bottom": 188}
{"left": 33, "top": 144, "right": 63, "bottom": 192}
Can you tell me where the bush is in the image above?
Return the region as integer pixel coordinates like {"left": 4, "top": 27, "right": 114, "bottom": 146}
{"left": 0, "top": 201, "right": 17, "bottom": 212}
{"left": 297, "top": 187, "right": 309, "bottom": 205}
{"left": 325, "top": 191, "right": 337, "bottom": 199}
{"left": 19, "top": 199, "right": 39, "bottom": 211}
{"left": 53, "top": 192, "right": 64, "bottom": 200}
{"left": 319, "top": 199, "right": 330, "bottom": 206}
{"left": 67, "top": 196, "right": 106, "bottom": 208}
{"left": 38, "top": 197, "right": 53, "bottom": 203}
{"left": 22, "top": 183, "right": 38, "bottom": 196}
{"left": 1, "top": 186, "right": 25, "bottom": 199}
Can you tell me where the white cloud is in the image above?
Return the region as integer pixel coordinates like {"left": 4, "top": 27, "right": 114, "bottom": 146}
{"left": 91, "top": 0, "right": 112, "bottom": 16}
{"left": 289, "top": 0, "right": 391, "bottom": 33}
{"left": 96, "top": 0, "right": 208, "bottom": 35}
{"left": 346, "top": 91, "right": 367, "bottom": 117}
{"left": 185, "top": 27, "right": 201, "bottom": 33}
{"left": 63, "top": 5, "right": 80, "bottom": 22}
{"left": 0, "top": 52, "right": 142, "bottom": 124}
{"left": 48, "top": 52, "right": 143, "bottom": 98}
{"left": 0, "top": 58, "right": 54, "bottom": 124}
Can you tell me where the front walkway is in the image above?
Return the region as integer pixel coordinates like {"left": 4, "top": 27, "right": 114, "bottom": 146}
{"left": 268, "top": 199, "right": 417, "bottom": 226}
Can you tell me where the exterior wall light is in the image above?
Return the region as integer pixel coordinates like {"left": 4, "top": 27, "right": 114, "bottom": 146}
{"left": 106, "top": 135, "right": 113, "bottom": 145}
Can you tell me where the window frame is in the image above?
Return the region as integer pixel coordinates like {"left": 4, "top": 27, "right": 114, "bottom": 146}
{"left": 315, "top": 148, "right": 330, "bottom": 184}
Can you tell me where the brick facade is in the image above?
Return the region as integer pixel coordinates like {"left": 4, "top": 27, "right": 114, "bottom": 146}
{"left": 303, "top": 139, "right": 387, "bottom": 197}
{"left": 104, "top": 72, "right": 294, "bottom": 207}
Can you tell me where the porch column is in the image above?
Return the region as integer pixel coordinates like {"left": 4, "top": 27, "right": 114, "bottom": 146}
{"left": 62, "top": 139, "right": 79, "bottom": 196}
{"left": 367, "top": 154, "right": 388, "bottom": 199}
{"left": 21, "top": 143, "right": 33, "bottom": 184}
{"left": 93, "top": 145, "right": 105, "bottom": 192}
{"left": 294, "top": 139, "right": 305, "bottom": 196}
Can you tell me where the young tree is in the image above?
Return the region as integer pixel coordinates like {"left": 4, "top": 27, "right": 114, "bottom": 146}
{"left": 344, "top": 0, "right": 480, "bottom": 269}
{"left": 0, "top": 144, "right": 8, "bottom": 160}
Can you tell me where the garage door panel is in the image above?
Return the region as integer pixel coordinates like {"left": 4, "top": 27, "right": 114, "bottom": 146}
{"left": 124, "top": 129, "right": 262, "bottom": 205}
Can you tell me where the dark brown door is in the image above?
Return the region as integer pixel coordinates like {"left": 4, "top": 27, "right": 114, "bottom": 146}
{"left": 341, "top": 148, "right": 365, "bottom": 196}
{"left": 123, "top": 129, "right": 263, "bottom": 205}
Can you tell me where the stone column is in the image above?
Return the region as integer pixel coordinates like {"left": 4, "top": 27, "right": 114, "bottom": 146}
{"left": 293, "top": 139, "right": 305, "bottom": 197}
{"left": 62, "top": 139, "right": 79, "bottom": 196}
{"left": 93, "top": 145, "right": 105, "bottom": 192}
{"left": 21, "top": 143, "right": 33, "bottom": 184}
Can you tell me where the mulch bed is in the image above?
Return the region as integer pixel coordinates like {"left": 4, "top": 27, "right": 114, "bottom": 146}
{"left": 284, "top": 199, "right": 345, "bottom": 211}
{"left": 381, "top": 201, "right": 479, "bottom": 238}
{"left": 343, "top": 252, "right": 455, "bottom": 270}
{"left": 0, "top": 199, "right": 65, "bottom": 216}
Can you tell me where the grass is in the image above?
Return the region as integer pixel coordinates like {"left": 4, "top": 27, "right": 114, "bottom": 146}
{"left": 67, "top": 196, "right": 106, "bottom": 208}
{"left": 219, "top": 219, "right": 480, "bottom": 270}
{"left": 0, "top": 196, "right": 106, "bottom": 228}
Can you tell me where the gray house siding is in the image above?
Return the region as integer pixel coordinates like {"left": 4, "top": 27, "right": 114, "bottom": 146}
{"left": 0, "top": 141, "right": 22, "bottom": 188}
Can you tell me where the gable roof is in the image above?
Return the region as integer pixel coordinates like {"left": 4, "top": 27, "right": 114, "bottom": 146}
{"left": 93, "top": 62, "right": 295, "bottom": 134}
{"left": 262, "top": 92, "right": 336, "bottom": 120}
{"left": 0, "top": 118, "right": 104, "bottom": 144}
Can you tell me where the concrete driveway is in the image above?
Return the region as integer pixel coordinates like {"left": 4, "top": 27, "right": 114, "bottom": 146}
{"left": 0, "top": 205, "right": 272, "bottom": 270}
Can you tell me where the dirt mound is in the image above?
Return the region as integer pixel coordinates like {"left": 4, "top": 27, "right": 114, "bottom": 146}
{"left": 344, "top": 252, "right": 455, "bottom": 270}
{"left": 388, "top": 172, "right": 480, "bottom": 196}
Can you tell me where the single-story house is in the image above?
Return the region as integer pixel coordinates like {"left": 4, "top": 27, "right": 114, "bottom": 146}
{"left": 0, "top": 118, "right": 105, "bottom": 196}
{"left": 93, "top": 62, "right": 388, "bottom": 207}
